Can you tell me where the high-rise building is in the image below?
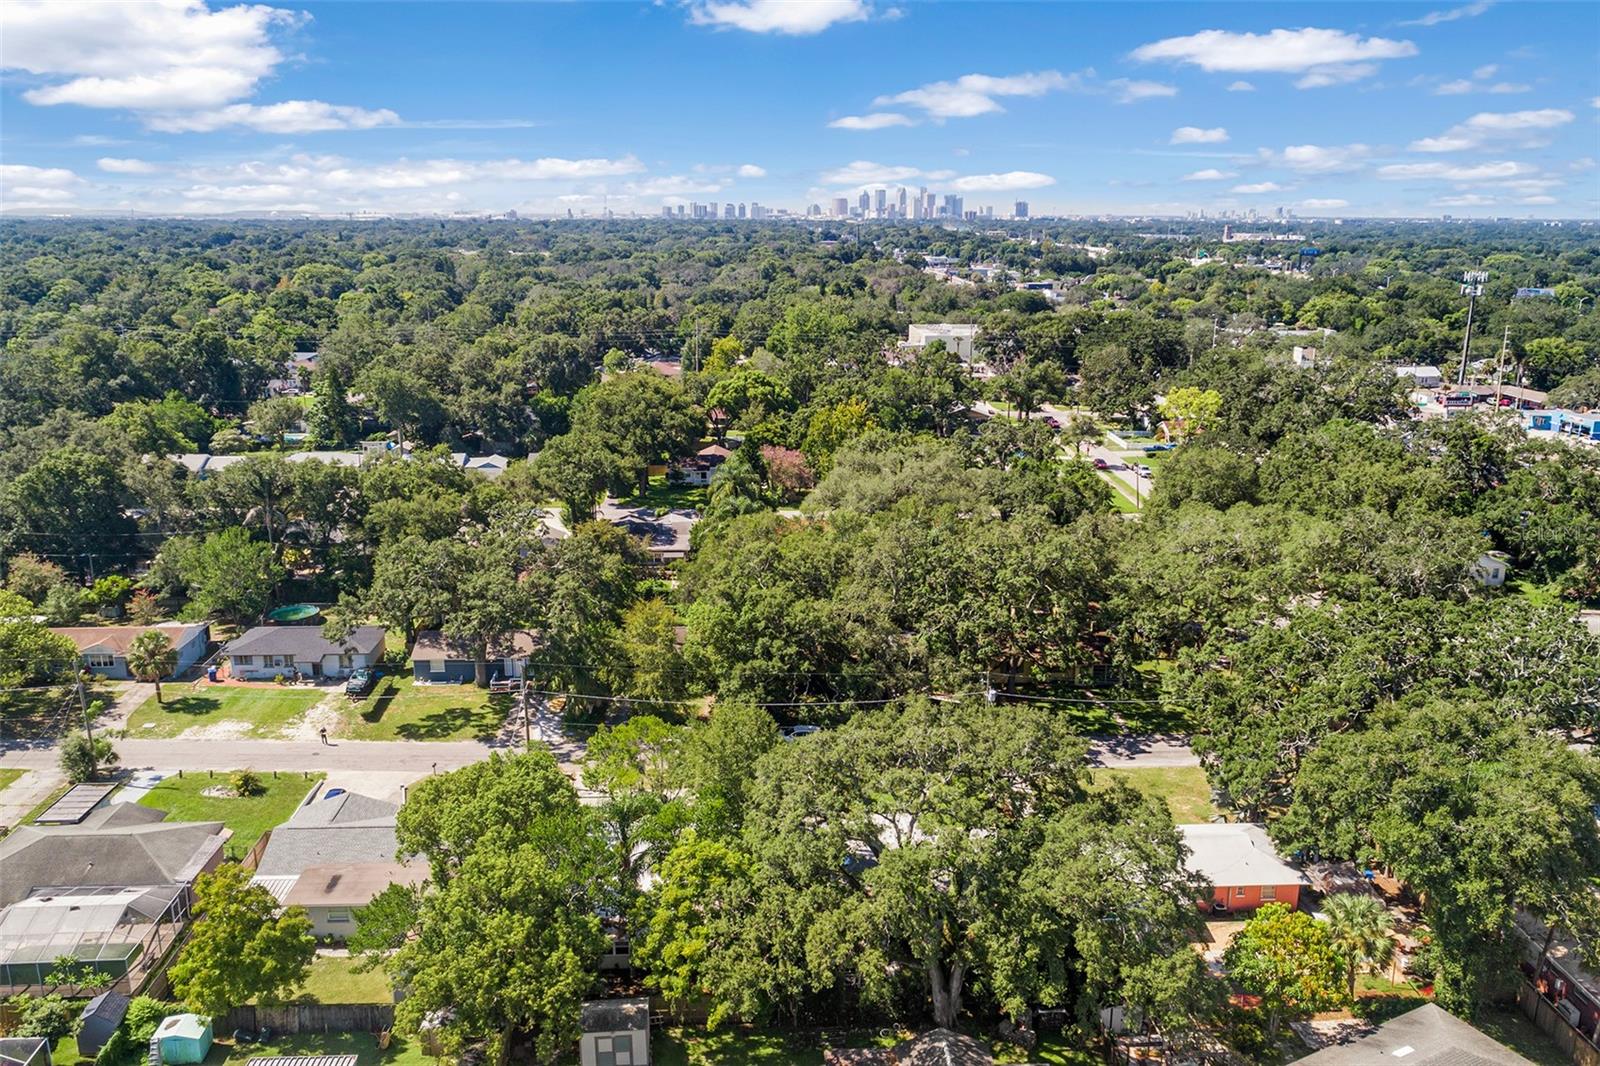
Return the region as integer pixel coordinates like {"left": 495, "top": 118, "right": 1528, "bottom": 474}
{"left": 943, "top": 194, "right": 963, "bottom": 218}
{"left": 832, "top": 197, "right": 850, "bottom": 218}
{"left": 858, "top": 191, "right": 870, "bottom": 216}
{"left": 662, "top": 206, "right": 674, "bottom": 218}
{"left": 724, "top": 203, "right": 735, "bottom": 219}
{"left": 1014, "top": 200, "right": 1029, "bottom": 219}
{"left": 897, "top": 187, "right": 908, "bottom": 217}
{"left": 738, "top": 203, "right": 747, "bottom": 219}
{"left": 873, "top": 188, "right": 887, "bottom": 217}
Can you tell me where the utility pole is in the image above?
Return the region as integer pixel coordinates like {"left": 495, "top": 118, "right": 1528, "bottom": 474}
{"left": 521, "top": 672, "right": 530, "bottom": 751}
{"left": 76, "top": 678, "right": 93, "bottom": 745}
{"left": 1494, "top": 325, "right": 1511, "bottom": 409}
{"left": 1457, "top": 270, "right": 1488, "bottom": 386}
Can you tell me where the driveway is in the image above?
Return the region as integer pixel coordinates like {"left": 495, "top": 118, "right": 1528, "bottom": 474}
{"left": 1085, "top": 733, "right": 1198, "bottom": 768}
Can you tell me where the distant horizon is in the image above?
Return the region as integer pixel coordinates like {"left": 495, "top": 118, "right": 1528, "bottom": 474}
{"left": 3, "top": 1, "right": 1597, "bottom": 220}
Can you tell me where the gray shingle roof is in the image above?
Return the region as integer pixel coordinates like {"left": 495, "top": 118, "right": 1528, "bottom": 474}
{"left": 253, "top": 791, "right": 400, "bottom": 878}
{"left": 0, "top": 806, "right": 228, "bottom": 907}
{"left": 225, "top": 625, "right": 386, "bottom": 659}
{"left": 1295, "top": 1005, "right": 1534, "bottom": 1065}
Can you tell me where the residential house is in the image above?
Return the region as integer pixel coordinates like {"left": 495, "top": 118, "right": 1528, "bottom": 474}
{"left": 169, "top": 454, "right": 248, "bottom": 480}
{"left": 1294, "top": 1003, "right": 1531, "bottom": 1064}
{"left": 411, "top": 629, "right": 537, "bottom": 685}
{"left": 450, "top": 453, "right": 512, "bottom": 479}
{"left": 49, "top": 623, "right": 209, "bottom": 681}
{"left": 672, "top": 444, "right": 731, "bottom": 487}
{"left": 223, "top": 625, "right": 386, "bottom": 681}
{"left": 1395, "top": 365, "right": 1444, "bottom": 389}
{"left": 1471, "top": 551, "right": 1510, "bottom": 588}
{"left": 599, "top": 502, "right": 699, "bottom": 564}
{"left": 0, "top": 1039, "right": 50, "bottom": 1066}
{"left": 578, "top": 998, "right": 650, "bottom": 1066}
{"left": 251, "top": 785, "right": 421, "bottom": 938}
{"left": 1178, "top": 823, "right": 1308, "bottom": 914}
{"left": 0, "top": 804, "right": 227, "bottom": 992}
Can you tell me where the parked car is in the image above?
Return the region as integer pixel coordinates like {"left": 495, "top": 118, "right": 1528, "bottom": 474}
{"left": 1092, "top": 457, "right": 1109, "bottom": 470}
{"left": 345, "top": 667, "right": 379, "bottom": 696}
{"left": 1135, "top": 464, "right": 1153, "bottom": 476}
{"left": 1043, "top": 416, "right": 1061, "bottom": 429}
{"left": 781, "top": 725, "right": 822, "bottom": 740}
{"left": 1144, "top": 443, "right": 1173, "bottom": 453}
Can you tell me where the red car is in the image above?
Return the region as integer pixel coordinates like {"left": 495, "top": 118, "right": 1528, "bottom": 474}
{"left": 1043, "top": 416, "right": 1062, "bottom": 429}
{"left": 1092, "top": 457, "right": 1109, "bottom": 470}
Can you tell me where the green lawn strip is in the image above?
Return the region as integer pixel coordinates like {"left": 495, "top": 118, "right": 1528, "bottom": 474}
{"left": 343, "top": 673, "right": 510, "bottom": 742}
{"left": 618, "top": 473, "right": 709, "bottom": 513}
{"left": 204, "top": 1032, "right": 427, "bottom": 1066}
{"left": 287, "top": 955, "right": 394, "bottom": 1005}
{"left": 127, "top": 683, "right": 325, "bottom": 739}
{"left": 138, "top": 771, "right": 324, "bottom": 853}
{"left": 1090, "top": 767, "right": 1218, "bottom": 823}
{"left": 0, "top": 768, "right": 24, "bottom": 794}
{"left": 51, "top": 1035, "right": 84, "bottom": 1066}
{"left": 655, "top": 1027, "right": 900, "bottom": 1066}
{"left": 1472, "top": 1006, "right": 1571, "bottom": 1066}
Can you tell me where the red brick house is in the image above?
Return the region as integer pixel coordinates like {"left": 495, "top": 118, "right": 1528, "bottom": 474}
{"left": 1179, "top": 823, "right": 1309, "bottom": 914}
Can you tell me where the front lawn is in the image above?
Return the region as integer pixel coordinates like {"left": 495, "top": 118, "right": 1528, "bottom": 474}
{"left": 138, "top": 771, "right": 324, "bottom": 853}
{"left": 654, "top": 1028, "right": 899, "bottom": 1066}
{"left": 127, "top": 682, "right": 325, "bottom": 738}
{"left": 0, "top": 768, "right": 23, "bottom": 794}
{"left": 203, "top": 1032, "right": 426, "bottom": 1066}
{"left": 343, "top": 673, "right": 511, "bottom": 741}
{"left": 1091, "top": 766, "right": 1218, "bottom": 823}
{"left": 293, "top": 954, "right": 395, "bottom": 1005}
{"left": 617, "top": 473, "right": 709, "bottom": 513}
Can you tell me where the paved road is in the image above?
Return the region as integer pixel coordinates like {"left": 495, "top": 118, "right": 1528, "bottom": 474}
{"left": 1085, "top": 734, "right": 1199, "bottom": 769}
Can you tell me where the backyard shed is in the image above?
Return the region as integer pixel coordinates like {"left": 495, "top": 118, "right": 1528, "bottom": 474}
{"left": 77, "top": 991, "right": 130, "bottom": 1056}
{"left": 155, "top": 1014, "right": 212, "bottom": 1064}
{"left": 579, "top": 998, "right": 650, "bottom": 1066}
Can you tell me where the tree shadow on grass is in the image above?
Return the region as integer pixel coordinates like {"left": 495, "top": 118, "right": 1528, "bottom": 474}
{"left": 154, "top": 695, "right": 224, "bottom": 718}
{"left": 358, "top": 680, "right": 399, "bottom": 724}
{"left": 394, "top": 696, "right": 511, "bottom": 741}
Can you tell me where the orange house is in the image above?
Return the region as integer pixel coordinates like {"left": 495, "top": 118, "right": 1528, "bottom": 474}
{"left": 1179, "top": 823, "right": 1309, "bottom": 915}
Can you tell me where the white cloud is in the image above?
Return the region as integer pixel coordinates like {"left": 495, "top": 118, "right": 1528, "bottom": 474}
{"left": 1181, "top": 168, "right": 1238, "bottom": 181}
{"left": 1109, "top": 78, "right": 1177, "bottom": 103}
{"left": 1171, "top": 126, "right": 1228, "bottom": 144}
{"left": 1132, "top": 28, "right": 1417, "bottom": 88}
{"left": 829, "top": 112, "right": 915, "bottom": 130}
{"left": 0, "top": 164, "right": 84, "bottom": 209}
{"left": 1518, "top": 195, "right": 1557, "bottom": 205}
{"left": 1435, "top": 80, "right": 1475, "bottom": 95}
{"left": 736, "top": 163, "right": 767, "bottom": 178}
{"left": 0, "top": 164, "right": 82, "bottom": 188}
{"left": 1473, "top": 64, "right": 1499, "bottom": 80}
{"left": 1263, "top": 143, "right": 1372, "bottom": 173}
{"left": 820, "top": 160, "right": 924, "bottom": 186}
{"left": 1401, "top": 1, "right": 1492, "bottom": 27}
{"left": 1593, "top": 97, "right": 1600, "bottom": 109}
{"left": 1227, "top": 80, "right": 1255, "bottom": 92}
{"left": 1301, "top": 198, "right": 1349, "bottom": 208}
{"left": 1378, "top": 160, "right": 1536, "bottom": 181}
{"left": 1233, "top": 181, "right": 1285, "bottom": 193}
{"left": 948, "top": 171, "right": 1055, "bottom": 192}
{"left": 1487, "top": 82, "right": 1530, "bottom": 94}
{"left": 627, "top": 175, "right": 729, "bottom": 197}
{"left": 874, "top": 71, "right": 1076, "bottom": 119}
{"left": 0, "top": 0, "right": 408, "bottom": 133}
{"left": 1432, "top": 193, "right": 1496, "bottom": 206}
{"left": 147, "top": 100, "right": 401, "bottom": 134}
{"left": 96, "top": 157, "right": 157, "bottom": 174}
{"left": 687, "top": 0, "right": 870, "bottom": 35}
{"left": 1409, "top": 108, "right": 1574, "bottom": 152}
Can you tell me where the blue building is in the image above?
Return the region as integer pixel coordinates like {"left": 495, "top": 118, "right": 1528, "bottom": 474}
{"left": 1525, "top": 408, "right": 1600, "bottom": 440}
{"left": 411, "top": 630, "right": 536, "bottom": 684}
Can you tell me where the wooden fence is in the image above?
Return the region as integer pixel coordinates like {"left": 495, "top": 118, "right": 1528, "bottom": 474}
{"left": 1518, "top": 982, "right": 1600, "bottom": 1066}
{"left": 216, "top": 1004, "right": 394, "bottom": 1036}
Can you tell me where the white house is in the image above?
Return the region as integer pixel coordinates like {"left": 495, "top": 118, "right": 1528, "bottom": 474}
{"left": 1471, "top": 551, "right": 1510, "bottom": 588}
{"left": 1395, "top": 365, "right": 1444, "bottom": 389}
{"left": 902, "top": 323, "right": 980, "bottom": 361}
{"left": 579, "top": 999, "right": 650, "bottom": 1066}
{"left": 223, "top": 625, "right": 386, "bottom": 680}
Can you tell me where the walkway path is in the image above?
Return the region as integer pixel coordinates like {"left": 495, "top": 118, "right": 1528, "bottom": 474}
{"left": 0, "top": 767, "right": 64, "bottom": 829}
{"left": 1085, "top": 734, "right": 1199, "bottom": 768}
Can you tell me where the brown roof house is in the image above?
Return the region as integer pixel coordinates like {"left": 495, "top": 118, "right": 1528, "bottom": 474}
{"left": 49, "top": 623, "right": 209, "bottom": 681}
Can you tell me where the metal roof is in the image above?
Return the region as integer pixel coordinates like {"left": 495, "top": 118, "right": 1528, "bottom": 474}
{"left": 249, "top": 1057, "right": 359, "bottom": 1066}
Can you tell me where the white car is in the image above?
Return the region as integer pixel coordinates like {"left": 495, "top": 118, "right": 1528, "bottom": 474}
{"left": 781, "top": 725, "right": 822, "bottom": 740}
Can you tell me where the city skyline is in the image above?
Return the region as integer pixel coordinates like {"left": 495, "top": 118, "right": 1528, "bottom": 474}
{"left": 2, "top": 0, "right": 1597, "bottom": 219}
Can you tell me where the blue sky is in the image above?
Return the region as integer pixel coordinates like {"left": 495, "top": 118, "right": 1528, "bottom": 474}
{"left": 2, "top": 0, "right": 1596, "bottom": 218}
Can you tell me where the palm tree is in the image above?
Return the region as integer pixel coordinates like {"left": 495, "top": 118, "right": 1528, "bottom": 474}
{"left": 126, "top": 630, "right": 177, "bottom": 705}
{"left": 1323, "top": 892, "right": 1396, "bottom": 1002}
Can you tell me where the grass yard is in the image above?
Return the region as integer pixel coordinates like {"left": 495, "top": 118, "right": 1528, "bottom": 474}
{"left": 0, "top": 768, "right": 23, "bottom": 794}
{"left": 127, "top": 682, "right": 324, "bottom": 738}
{"left": 1092, "top": 766, "right": 1218, "bottom": 823}
{"left": 618, "top": 472, "right": 709, "bottom": 513}
{"left": 654, "top": 1028, "right": 900, "bottom": 1066}
{"left": 343, "top": 673, "right": 511, "bottom": 741}
{"left": 1474, "top": 1007, "right": 1570, "bottom": 1066}
{"left": 202, "top": 1032, "right": 427, "bottom": 1066}
{"left": 139, "top": 770, "right": 324, "bottom": 853}
{"left": 289, "top": 955, "right": 394, "bottom": 1005}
